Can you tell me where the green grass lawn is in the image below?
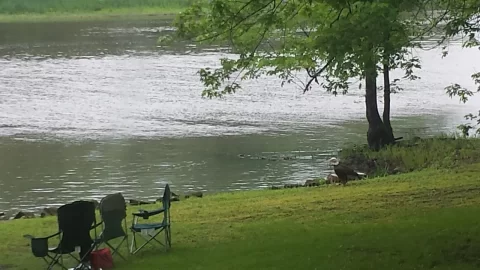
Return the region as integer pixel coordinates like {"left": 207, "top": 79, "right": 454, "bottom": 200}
{"left": 1, "top": 161, "right": 480, "bottom": 269}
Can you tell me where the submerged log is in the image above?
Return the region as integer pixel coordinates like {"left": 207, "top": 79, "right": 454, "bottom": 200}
{"left": 304, "top": 179, "right": 320, "bottom": 187}
{"left": 13, "top": 211, "right": 35, "bottom": 219}
{"left": 284, "top": 183, "right": 303, "bottom": 189}
{"left": 129, "top": 199, "right": 154, "bottom": 206}
{"left": 156, "top": 192, "right": 180, "bottom": 203}
{"left": 171, "top": 192, "right": 180, "bottom": 201}
{"left": 185, "top": 191, "right": 203, "bottom": 199}
{"left": 40, "top": 207, "right": 58, "bottom": 217}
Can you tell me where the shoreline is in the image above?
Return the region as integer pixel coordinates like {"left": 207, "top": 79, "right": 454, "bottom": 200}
{"left": 1, "top": 160, "right": 480, "bottom": 269}
{"left": 0, "top": 181, "right": 327, "bottom": 221}
{"left": 0, "top": 7, "right": 184, "bottom": 23}
{"left": 2, "top": 136, "right": 479, "bottom": 217}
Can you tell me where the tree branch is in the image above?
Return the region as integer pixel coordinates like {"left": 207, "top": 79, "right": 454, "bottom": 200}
{"left": 197, "top": 0, "right": 277, "bottom": 42}
{"left": 303, "top": 58, "right": 335, "bottom": 93}
{"left": 330, "top": 8, "right": 345, "bottom": 27}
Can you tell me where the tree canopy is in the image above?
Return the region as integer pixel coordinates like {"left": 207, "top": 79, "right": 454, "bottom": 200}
{"left": 174, "top": 0, "right": 432, "bottom": 95}
{"left": 442, "top": 0, "right": 480, "bottom": 136}
{"left": 171, "top": 0, "right": 461, "bottom": 148}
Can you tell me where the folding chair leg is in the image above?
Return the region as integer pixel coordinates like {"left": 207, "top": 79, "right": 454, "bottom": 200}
{"left": 59, "top": 254, "right": 65, "bottom": 270}
{"left": 106, "top": 237, "right": 127, "bottom": 261}
{"left": 165, "top": 227, "right": 171, "bottom": 251}
{"left": 43, "top": 257, "right": 54, "bottom": 270}
{"left": 45, "top": 254, "right": 67, "bottom": 270}
{"left": 130, "top": 230, "right": 163, "bottom": 255}
{"left": 130, "top": 232, "right": 137, "bottom": 254}
{"left": 131, "top": 234, "right": 151, "bottom": 255}
{"left": 125, "top": 233, "right": 129, "bottom": 258}
{"left": 124, "top": 220, "right": 129, "bottom": 257}
{"left": 168, "top": 226, "right": 172, "bottom": 248}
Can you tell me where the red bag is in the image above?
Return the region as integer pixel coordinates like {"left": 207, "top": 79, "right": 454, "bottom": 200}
{"left": 90, "top": 248, "right": 114, "bottom": 270}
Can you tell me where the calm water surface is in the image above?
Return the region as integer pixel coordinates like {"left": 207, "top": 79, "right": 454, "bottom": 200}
{"left": 0, "top": 18, "right": 479, "bottom": 212}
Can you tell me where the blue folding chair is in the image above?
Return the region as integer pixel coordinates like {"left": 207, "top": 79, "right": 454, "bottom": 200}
{"left": 129, "top": 184, "right": 172, "bottom": 254}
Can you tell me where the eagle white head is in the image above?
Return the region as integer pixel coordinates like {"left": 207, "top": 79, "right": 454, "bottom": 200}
{"left": 328, "top": 157, "right": 340, "bottom": 166}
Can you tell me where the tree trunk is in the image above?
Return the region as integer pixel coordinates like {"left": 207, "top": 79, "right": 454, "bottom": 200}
{"left": 382, "top": 62, "right": 395, "bottom": 142}
{"left": 364, "top": 58, "right": 395, "bottom": 151}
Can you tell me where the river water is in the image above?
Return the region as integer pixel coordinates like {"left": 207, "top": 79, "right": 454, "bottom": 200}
{"left": 0, "top": 18, "right": 479, "bottom": 212}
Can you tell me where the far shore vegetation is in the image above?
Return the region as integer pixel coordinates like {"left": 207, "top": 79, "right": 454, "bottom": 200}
{"left": 0, "top": 0, "right": 192, "bottom": 22}
{"left": 2, "top": 136, "right": 480, "bottom": 269}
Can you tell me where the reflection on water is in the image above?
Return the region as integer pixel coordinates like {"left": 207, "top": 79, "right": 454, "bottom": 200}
{"left": 0, "top": 18, "right": 479, "bottom": 212}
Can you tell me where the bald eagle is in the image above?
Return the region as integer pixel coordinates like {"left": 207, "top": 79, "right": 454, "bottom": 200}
{"left": 328, "top": 157, "right": 366, "bottom": 186}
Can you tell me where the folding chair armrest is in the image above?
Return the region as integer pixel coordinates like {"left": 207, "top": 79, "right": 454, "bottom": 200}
{"left": 132, "top": 209, "right": 149, "bottom": 219}
{"left": 24, "top": 232, "right": 61, "bottom": 258}
{"left": 132, "top": 208, "right": 165, "bottom": 219}
{"left": 23, "top": 231, "right": 61, "bottom": 240}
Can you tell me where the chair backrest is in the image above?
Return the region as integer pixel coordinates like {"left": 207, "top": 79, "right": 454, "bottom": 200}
{"left": 162, "top": 184, "right": 171, "bottom": 224}
{"left": 162, "top": 184, "right": 171, "bottom": 209}
{"left": 99, "top": 193, "right": 127, "bottom": 241}
{"left": 57, "top": 200, "right": 96, "bottom": 250}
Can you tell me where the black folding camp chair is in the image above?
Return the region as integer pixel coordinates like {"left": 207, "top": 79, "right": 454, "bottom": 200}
{"left": 24, "top": 200, "right": 98, "bottom": 270}
{"left": 92, "top": 193, "right": 129, "bottom": 260}
{"left": 130, "top": 184, "right": 172, "bottom": 255}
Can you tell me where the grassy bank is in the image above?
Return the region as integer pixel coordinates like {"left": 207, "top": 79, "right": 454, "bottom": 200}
{"left": 0, "top": 0, "right": 191, "bottom": 22}
{"left": 339, "top": 136, "right": 480, "bottom": 177}
{"left": 1, "top": 137, "right": 480, "bottom": 269}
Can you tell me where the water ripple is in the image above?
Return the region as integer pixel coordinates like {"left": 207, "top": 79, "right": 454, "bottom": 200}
{"left": 0, "top": 19, "right": 479, "bottom": 212}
